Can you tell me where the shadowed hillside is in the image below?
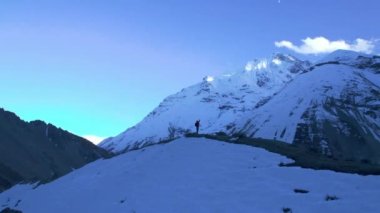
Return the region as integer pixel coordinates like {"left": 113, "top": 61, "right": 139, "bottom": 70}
{"left": 0, "top": 108, "right": 111, "bottom": 191}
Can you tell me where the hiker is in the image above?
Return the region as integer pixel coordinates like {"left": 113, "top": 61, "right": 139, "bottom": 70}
{"left": 195, "top": 120, "right": 200, "bottom": 134}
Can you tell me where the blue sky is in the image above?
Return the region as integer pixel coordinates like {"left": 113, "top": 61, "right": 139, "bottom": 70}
{"left": 0, "top": 0, "right": 379, "bottom": 143}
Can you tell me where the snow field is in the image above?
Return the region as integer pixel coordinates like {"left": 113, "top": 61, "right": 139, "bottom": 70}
{"left": 1, "top": 138, "right": 380, "bottom": 213}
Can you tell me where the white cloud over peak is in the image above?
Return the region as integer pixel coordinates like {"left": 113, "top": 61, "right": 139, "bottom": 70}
{"left": 83, "top": 135, "right": 106, "bottom": 145}
{"left": 275, "top": 37, "right": 376, "bottom": 55}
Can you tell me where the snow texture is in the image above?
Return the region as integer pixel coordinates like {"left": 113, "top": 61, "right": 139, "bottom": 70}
{"left": 238, "top": 63, "right": 379, "bottom": 141}
{"left": 1, "top": 138, "right": 380, "bottom": 213}
{"left": 100, "top": 50, "right": 380, "bottom": 154}
{"left": 100, "top": 53, "right": 311, "bottom": 153}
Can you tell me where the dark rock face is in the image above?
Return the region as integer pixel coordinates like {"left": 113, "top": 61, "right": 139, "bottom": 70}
{"left": 0, "top": 208, "right": 22, "bottom": 213}
{"left": 355, "top": 56, "right": 380, "bottom": 73}
{"left": 293, "top": 89, "right": 380, "bottom": 164}
{"left": 0, "top": 108, "right": 111, "bottom": 191}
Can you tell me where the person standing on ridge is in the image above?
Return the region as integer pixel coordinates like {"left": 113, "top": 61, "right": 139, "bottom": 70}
{"left": 195, "top": 120, "right": 200, "bottom": 134}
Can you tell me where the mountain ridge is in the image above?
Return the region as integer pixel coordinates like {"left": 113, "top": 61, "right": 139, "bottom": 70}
{"left": 100, "top": 52, "right": 311, "bottom": 152}
{"left": 0, "top": 108, "right": 111, "bottom": 191}
{"left": 100, "top": 50, "right": 380, "bottom": 164}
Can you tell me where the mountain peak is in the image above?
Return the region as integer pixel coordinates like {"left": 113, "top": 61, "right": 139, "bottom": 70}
{"left": 244, "top": 53, "right": 302, "bottom": 72}
{"left": 319, "top": 49, "right": 371, "bottom": 63}
{"left": 100, "top": 53, "right": 312, "bottom": 153}
{"left": 315, "top": 49, "right": 379, "bottom": 73}
{"left": 272, "top": 52, "right": 299, "bottom": 62}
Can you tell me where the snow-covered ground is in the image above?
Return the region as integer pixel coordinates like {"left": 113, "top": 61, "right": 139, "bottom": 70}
{"left": 1, "top": 138, "right": 379, "bottom": 212}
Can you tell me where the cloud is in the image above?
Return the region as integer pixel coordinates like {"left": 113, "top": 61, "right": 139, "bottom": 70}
{"left": 82, "top": 135, "right": 106, "bottom": 145}
{"left": 275, "top": 37, "right": 376, "bottom": 55}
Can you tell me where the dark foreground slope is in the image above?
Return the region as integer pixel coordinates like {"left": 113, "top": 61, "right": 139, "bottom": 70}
{"left": 0, "top": 108, "right": 111, "bottom": 191}
{"left": 187, "top": 133, "right": 380, "bottom": 175}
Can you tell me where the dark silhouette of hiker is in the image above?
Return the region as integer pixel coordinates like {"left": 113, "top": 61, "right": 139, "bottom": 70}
{"left": 195, "top": 120, "right": 200, "bottom": 134}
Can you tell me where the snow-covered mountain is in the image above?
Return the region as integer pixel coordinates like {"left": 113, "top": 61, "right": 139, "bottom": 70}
{"left": 100, "top": 53, "right": 311, "bottom": 152}
{"left": 235, "top": 50, "right": 380, "bottom": 163}
{"left": 1, "top": 50, "right": 380, "bottom": 213}
{"left": 101, "top": 50, "right": 380, "bottom": 163}
{"left": 2, "top": 138, "right": 380, "bottom": 212}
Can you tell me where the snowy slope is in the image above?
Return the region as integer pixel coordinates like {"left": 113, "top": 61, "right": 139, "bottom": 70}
{"left": 101, "top": 50, "right": 380, "bottom": 160}
{"left": 100, "top": 54, "right": 311, "bottom": 153}
{"left": 237, "top": 64, "right": 380, "bottom": 142}
{"left": 1, "top": 138, "right": 380, "bottom": 213}
{"left": 235, "top": 50, "right": 380, "bottom": 162}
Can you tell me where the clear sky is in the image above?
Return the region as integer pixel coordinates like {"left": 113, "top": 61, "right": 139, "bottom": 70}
{"left": 0, "top": 0, "right": 379, "bottom": 143}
